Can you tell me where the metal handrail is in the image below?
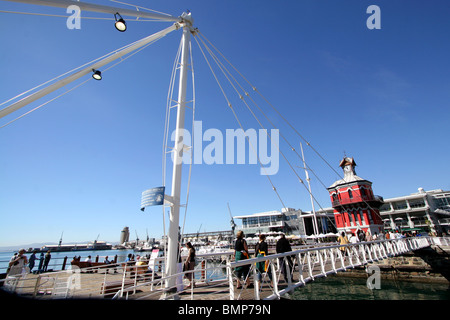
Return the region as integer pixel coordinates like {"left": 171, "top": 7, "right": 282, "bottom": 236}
{"left": 2, "top": 236, "right": 447, "bottom": 300}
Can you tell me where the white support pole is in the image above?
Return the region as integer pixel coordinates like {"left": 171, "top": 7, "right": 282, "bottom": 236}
{"left": 0, "top": 23, "right": 179, "bottom": 119}
{"left": 300, "top": 142, "right": 319, "bottom": 236}
{"left": 165, "top": 16, "right": 192, "bottom": 293}
{"left": 3, "top": 0, "right": 180, "bottom": 21}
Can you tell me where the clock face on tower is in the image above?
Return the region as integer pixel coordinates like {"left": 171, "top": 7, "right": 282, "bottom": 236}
{"left": 344, "top": 165, "right": 352, "bottom": 172}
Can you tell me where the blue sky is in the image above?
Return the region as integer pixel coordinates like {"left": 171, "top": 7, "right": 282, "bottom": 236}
{"left": 1, "top": 0, "right": 449, "bottom": 247}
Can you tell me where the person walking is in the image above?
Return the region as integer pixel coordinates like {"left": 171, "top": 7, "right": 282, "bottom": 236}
{"left": 234, "top": 231, "right": 251, "bottom": 289}
{"left": 28, "top": 250, "right": 38, "bottom": 273}
{"left": 183, "top": 242, "right": 196, "bottom": 290}
{"left": 255, "top": 234, "right": 272, "bottom": 283}
{"left": 37, "top": 252, "right": 45, "bottom": 273}
{"left": 7, "top": 249, "right": 28, "bottom": 277}
{"left": 338, "top": 232, "right": 349, "bottom": 256}
{"left": 43, "top": 251, "right": 51, "bottom": 272}
{"left": 276, "top": 234, "right": 293, "bottom": 283}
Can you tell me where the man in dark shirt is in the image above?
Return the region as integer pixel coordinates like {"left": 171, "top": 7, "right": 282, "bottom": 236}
{"left": 276, "top": 234, "right": 293, "bottom": 283}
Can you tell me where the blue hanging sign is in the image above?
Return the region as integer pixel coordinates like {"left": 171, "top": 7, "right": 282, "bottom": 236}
{"left": 141, "top": 186, "right": 165, "bottom": 211}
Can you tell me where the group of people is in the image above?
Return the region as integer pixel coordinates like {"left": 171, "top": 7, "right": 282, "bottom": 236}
{"left": 337, "top": 229, "right": 419, "bottom": 246}
{"left": 233, "top": 231, "right": 293, "bottom": 289}
{"left": 336, "top": 229, "right": 426, "bottom": 255}
{"left": 232, "top": 228, "right": 431, "bottom": 289}
{"left": 7, "top": 249, "right": 52, "bottom": 277}
{"left": 122, "top": 253, "right": 161, "bottom": 280}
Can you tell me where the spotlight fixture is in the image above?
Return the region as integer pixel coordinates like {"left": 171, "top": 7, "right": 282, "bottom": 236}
{"left": 92, "top": 69, "right": 102, "bottom": 80}
{"left": 114, "top": 12, "right": 127, "bottom": 32}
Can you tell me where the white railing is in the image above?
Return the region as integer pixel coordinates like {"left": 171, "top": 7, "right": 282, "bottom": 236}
{"left": 227, "top": 236, "right": 436, "bottom": 300}
{"left": 2, "top": 236, "right": 448, "bottom": 300}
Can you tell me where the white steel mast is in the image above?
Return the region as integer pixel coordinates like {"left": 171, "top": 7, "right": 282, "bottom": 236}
{"left": 300, "top": 142, "right": 319, "bottom": 236}
{"left": 1, "top": 0, "right": 195, "bottom": 292}
{"left": 1, "top": 0, "right": 195, "bottom": 297}
{"left": 2, "top": 0, "right": 180, "bottom": 21}
{"left": 164, "top": 12, "right": 193, "bottom": 294}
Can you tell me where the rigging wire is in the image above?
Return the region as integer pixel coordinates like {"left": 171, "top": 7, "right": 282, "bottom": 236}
{"left": 0, "top": 27, "right": 170, "bottom": 110}
{"left": 197, "top": 31, "right": 382, "bottom": 230}
{"left": 197, "top": 30, "right": 343, "bottom": 180}
{"left": 196, "top": 33, "right": 339, "bottom": 231}
{"left": 1, "top": 34, "right": 165, "bottom": 128}
{"left": 193, "top": 34, "right": 288, "bottom": 210}
{"left": 196, "top": 34, "right": 329, "bottom": 215}
{"left": 109, "top": 0, "right": 174, "bottom": 17}
{"left": 0, "top": 9, "right": 169, "bottom": 22}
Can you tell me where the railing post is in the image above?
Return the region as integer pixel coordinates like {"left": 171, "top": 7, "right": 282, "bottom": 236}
{"left": 392, "top": 240, "right": 399, "bottom": 256}
{"left": 285, "top": 256, "right": 292, "bottom": 287}
{"left": 352, "top": 246, "right": 361, "bottom": 266}
{"left": 32, "top": 274, "right": 41, "bottom": 297}
{"left": 226, "top": 261, "right": 234, "bottom": 300}
{"left": 360, "top": 244, "right": 367, "bottom": 265}
{"left": 337, "top": 247, "right": 345, "bottom": 269}
{"left": 347, "top": 247, "right": 354, "bottom": 268}
{"left": 297, "top": 253, "right": 305, "bottom": 283}
{"left": 306, "top": 251, "right": 314, "bottom": 280}
{"left": 62, "top": 256, "right": 68, "bottom": 271}
{"left": 317, "top": 250, "right": 326, "bottom": 276}
{"left": 330, "top": 249, "right": 337, "bottom": 273}
{"left": 385, "top": 241, "right": 393, "bottom": 257}
{"left": 366, "top": 243, "right": 373, "bottom": 262}
{"left": 372, "top": 244, "right": 379, "bottom": 261}
{"left": 120, "top": 263, "right": 127, "bottom": 298}
{"left": 253, "top": 262, "right": 260, "bottom": 300}
{"left": 201, "top": 260, "right": 206, "bottom": 282}
{"left": 380, "top": 242, "right": 388, "bottom": 258}
{"left": 270, "top": 262, "right": 279, "bottom": 299}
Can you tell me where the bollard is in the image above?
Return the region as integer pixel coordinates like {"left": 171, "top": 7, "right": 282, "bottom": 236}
{"left": 201, "top": 260, "right": 206, "bottom": 281}
{"left": 62, "top": 256, "right": 68, "bottom": 270}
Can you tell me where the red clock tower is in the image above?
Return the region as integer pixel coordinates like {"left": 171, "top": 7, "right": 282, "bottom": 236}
{"left": 328, "top": 157, "right": 384, "bottom": 236}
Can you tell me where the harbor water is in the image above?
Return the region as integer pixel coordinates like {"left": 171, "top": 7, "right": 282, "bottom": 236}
{"left": 290, "top": 275, "right": 450, "bottom": 300}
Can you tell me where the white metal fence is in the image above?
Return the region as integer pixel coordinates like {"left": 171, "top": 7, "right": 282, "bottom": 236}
{"left": 1, "top": 236, "right": 448, "bottom": 300}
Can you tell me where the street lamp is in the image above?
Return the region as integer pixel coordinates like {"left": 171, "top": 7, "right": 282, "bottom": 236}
{"left": 114, "top": 12, "right": 127, "bottom": 32}
{"left": 92, "top": 69, "right": 102, "bottom": 80}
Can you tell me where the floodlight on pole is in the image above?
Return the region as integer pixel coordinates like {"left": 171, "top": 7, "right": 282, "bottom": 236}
{"left": 92, "top": 69, "right": 102, "bottom": 80}
{"left": 114, "top": 12, "right": 127, "bottom": 32}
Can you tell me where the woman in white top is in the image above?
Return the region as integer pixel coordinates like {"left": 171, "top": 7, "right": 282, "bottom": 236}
{"left": 8, "top": 249, "right": 28, "bottom": 276}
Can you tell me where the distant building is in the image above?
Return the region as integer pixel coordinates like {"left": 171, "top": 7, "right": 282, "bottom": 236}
{"left": 233, "top": 207, "right": 335, "bottom": 237}
{"left": 327, "top": 157, "right": 384, "bottom": 236}
{"left": 379, "top": 188, "right": 450, "bottom": 235}
{"left": 120, "top": 226, "right": 130, "bottom": 245}
{"left": 233, "top": 156, "right": 450, "bottom": 238}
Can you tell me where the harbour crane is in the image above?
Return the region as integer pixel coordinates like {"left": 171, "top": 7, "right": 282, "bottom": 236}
{"left": 227, "top": 203, "right": 236, "bottom": 234}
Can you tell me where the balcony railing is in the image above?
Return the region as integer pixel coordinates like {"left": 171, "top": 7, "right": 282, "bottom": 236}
{"left": 332, "top": 195, "right": 381, "bottom": 207}
{"left": 239, "top": 221, "right": 284, "bottom": 230}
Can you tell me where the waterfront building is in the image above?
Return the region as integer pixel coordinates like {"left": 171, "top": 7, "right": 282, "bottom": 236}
{"left": 327, "top": 157, "right": 384, "bottom": 236}
{"left": 233, "top": 207, "right": 335, "bottom": 238}
{"left": 379, "top": 188, "right": 450, "bottom": 235}
{"left": 233, "top": 156, "right": 449, "bottom": 238}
